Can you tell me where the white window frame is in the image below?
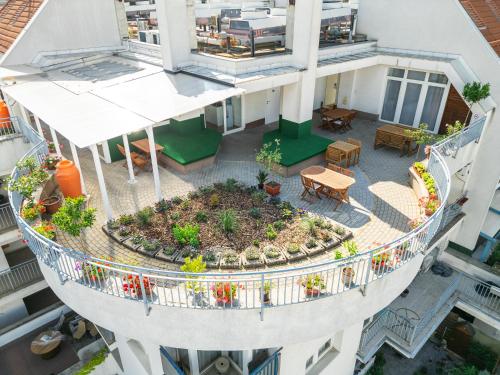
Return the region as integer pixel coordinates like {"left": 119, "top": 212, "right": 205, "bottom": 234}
{"left": 378, "top": 67, "right": 451, "bottom": 133}
{"left": 223, "top": 95, "right": 246, "bottom": 136}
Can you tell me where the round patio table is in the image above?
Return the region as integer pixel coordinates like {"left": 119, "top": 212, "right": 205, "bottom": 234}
{"left": 30, "top": 330, "right": 64, "bottom": 359}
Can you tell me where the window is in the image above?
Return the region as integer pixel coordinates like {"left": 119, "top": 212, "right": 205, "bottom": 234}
{"left": 380, "top": 67, "right": 449, "bottom": 131}
{"left": 305, "top": 356, "right": 314, "bottom": 369}
{"left": 230, "top": 21, "right": 250, "bottom": 30}
{"left": 318, "top": 339, "right": 331, "bottom": 358}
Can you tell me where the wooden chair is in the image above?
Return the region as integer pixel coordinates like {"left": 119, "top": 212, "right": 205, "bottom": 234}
{"left": 324, "top": 163, "right": 353, "bottom": 209}
{"left": 346, "top": 138, "right": 362, "bottom": 164}
{"left": 325, "top": 147, "right": 346, "bottom": 167}
{"left": 300, "top": 175, "right": 322, "bottom": 199}
{"left": 117, "top": 144, "right": 147, "bottom": 173}
{"left": 326, "top": 163, "right": 354, "bottom": 177}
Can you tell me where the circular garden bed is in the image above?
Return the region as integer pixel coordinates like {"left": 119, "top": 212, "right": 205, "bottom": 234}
{"left": 102, "top": 179, "right": 353, "bottom": 269}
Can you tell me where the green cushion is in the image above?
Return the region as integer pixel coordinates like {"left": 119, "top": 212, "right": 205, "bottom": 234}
{"left": 263, "top": 130, "right": 332, "bottom": 167}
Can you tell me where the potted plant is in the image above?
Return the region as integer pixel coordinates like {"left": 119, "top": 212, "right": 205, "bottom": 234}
{"left": 181, "top": 255, "right": 207, "bottom": 306}
{"left": 420, "top": 198, "right": 439, "bottom": 217}
{"left": 342, "top": 267, "right": 355, "bottom": 286}
{"left": 284, "top": 243, "right": 306, "bottom": 262}
{"left": 47, "top": 142, "right": 56, "bottom": 154}
{"left": 211, "top": 281, "right": 241, "bottom": 306}
{"left": 263, "top": 245, "right": 286, "bottom": 266}
{"left": 42, "top": 155, "right": 61, "bottom": 171}
{"left": 301, "top": 237, "right": 325, "bottom": 256}
{"left": 122, "top": 275, "right": 154, "bottom": 298}
{"left": 256, "top": 169, "right": 268, "bottom": 190}
{"left": 76, "top": 258, "right": 111, "bottom": 283}
{"left": 404, "top": 124, "right": 436, "bottom": 160}
{"left": 301, "top": 274, "right": 326, "bottom": 297}
{"left": 220, "top": 249, "right": 241, "bottom": 269}
{"left": 463, "top": 82, "right": 490, "bottom": 124}
{"left": 21, "top": 200, "right": 46, "bottom": 222}
{"left": 33, "top": 221, "right": 56, "bottom": 240}
{"left": 412, "top": 161, "right": 426, "bottom": 177}
{"left": 42, "top": 195, "right": 62, "bottom": 214}
{"left": 261, "top": 281, "right": 273, "bottom": 306}
{"left": 371, "top": 253, "right": 391, "bottom": 272}
{"left": 243, "top": 246, "right": 264, "bottom": 268}
{"left": 342, "top": 240, "right": 358, "bottom": 257}
{"left": 201, "top": 247, "right": 222, "bottom": 268}
{"left": 52, "top": 195, "right": 96, "bottom": 236}
{"left": 256, "top": 139, "right": 282, "bottom": 196}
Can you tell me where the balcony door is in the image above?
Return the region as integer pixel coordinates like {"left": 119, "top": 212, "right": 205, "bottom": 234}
{"left": 380, "top": 68, "right": 450, "bottom": 133}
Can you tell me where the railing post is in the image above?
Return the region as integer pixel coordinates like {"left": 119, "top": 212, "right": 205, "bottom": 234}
{"left": 49, "top": 244, "right": 66, "bottom": 285}
{"left": 260, "top": 273, "right": 265, "bottom": 321}
{"left": 362, "top": 252, "right": 373, "bottom": 296}
{"left": 139, "top": 273, "right": 150, "bottom": 316}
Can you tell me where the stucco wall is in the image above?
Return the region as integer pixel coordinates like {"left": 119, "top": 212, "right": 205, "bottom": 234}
{"left": 1, "top": 0, "right": 122, "bottom": 66}
{"left": 244, "top": 91, "right": 266, "bottom": 124}
{"left": 357, "top": 0, "right": 500, "bottom": 249}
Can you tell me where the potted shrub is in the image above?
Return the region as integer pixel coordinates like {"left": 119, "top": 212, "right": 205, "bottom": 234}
{"left": 263, "top": 245, "right": 286, "bottom": 266}
{"left": 52, "top": 196, "right": 96, "bottom": 237}
{"left": 342, "top": 240, "right": 358, "bottom": 257}
{"left": 342, "top": 267, "right": 355, "bottom": 286}
{"left": 202, "top": 247, "right": 222, "bottom": 268}
{"left": 175, "top": 246, "right": 200, "bottom": 264}
{"left": 155, "top": 245, "right": 179, "bottom": 262}
{"left": 284, "top": 243, "right": 307, "bottom": 262}
{"left": 21, "top": 200, "right": 46, "bottom": 222}
{"left": 172, "top": 223, "right": 200, "bottom": 248}
{"left": 301, "top": 238, "right": 324, "bottom": 257}
{"left": 301, "top": 274, "right": 326, "bottom": 297}
{"left": 220, "top": 249, "right": 241, "bottom": 269}
{"left": 256, "top": 169, "right": 268, "bottom": 190}
{"left": 181, "top": 256, "right": 207, "bottom": 307}
{"left": 211, "top": 281, "right": 240, "bottom": 306}
{"left": 319, "top": 230, "right": 339, "bottom": 250}
{"left": 42, "top": 195, "right": 62, "bottom": 214}
{"left": 332, "top": 225, "right": 352, "bottom": 241}
{"left": 243, "top": 246, "right": 264, "bottom": 268}
{"left": 122, "top": 275, "right": 154, "bottom": 298}
{"left": 412, "top": 161, "right": 426, "bottom": 177}
{"left": 261, "top": 281, "right": 273, "bottom": 306}
{"left": 76, "top": 258, "right": 110, "bottom": 283}
{"left": 371, "top": 253, "right": 391, "bottom": 272}
{"left": 462, "top": 81, "right": 490, "bottom": 123}
{"left": 422, "top": 198, "right": 439, "bottom": 217}
{"left": 256, "top": 139, "right": 282, "bottom": 196}
{"left": 33, "top": 221, "right": 56, "bottom": 240}
{"left": 124, "top": 234, "right": 144, "bottom": 251}
{"left": 139, "top": 239, "right": 161, "bottom": 257}
{"left": 42, "top": 155, "right": 61, "bottom": 171}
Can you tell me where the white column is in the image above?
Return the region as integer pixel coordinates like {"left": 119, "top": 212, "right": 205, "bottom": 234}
{"left": 49, "top": 127, "right": 62, "bottom": 157}
{"left": 122, "top": 134, "right": 137, "bottom": 184}
{"left": 69, "top": 142, "right": 87, "bottom": 195}
{"left": 33, "top": 115, "right": 44, "bottom": 137}
{"left": 222, "top": 100, "right": 228, "bottom": 134}
{"left": 19, "top": 105, "right": 32, "bottom": 128}
{"left": 242, "top": 350, "right": 253, "bottom": 375}
{"left": 90, "top": 144, "right": 113, "bottom": 221}
{"left": 188, "top": 349, "right": 200, "bottom": 375}
{"left": 145, "top": 126, "right": 162, "bottom": 201}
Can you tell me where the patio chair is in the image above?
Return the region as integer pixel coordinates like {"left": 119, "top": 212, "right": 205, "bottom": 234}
{"left": 117, "top": 144, "right": 148, "bottom": 174}
{"left": 300, "top": 175, "right": 322, "bottom": 200}
{"left": 326, "top": 163, "right": 354, "bottom": 177}
{"left": 346, "top": 138, "right": 362, "bottom": 164}
{"left": 325, "top": 147, "right": 346, "bottom": 167}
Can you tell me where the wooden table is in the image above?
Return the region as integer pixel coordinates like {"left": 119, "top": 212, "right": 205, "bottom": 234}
{"left": 131, "top": 138, "right": 164, "bottom": 156}
{"left": 31, "top": 330, "right": 64, "bottom": 359}
{"left": 374, "top": 124, "right": 416, "bottom": 156}
{"left": 328, "top": 141, "right": 360, "bottom": 167}
{"left": 323, "top": 108, "right": 353, "bottom": 121}
{"left": 300, "top": 165, "right": 355, "bottom": 207}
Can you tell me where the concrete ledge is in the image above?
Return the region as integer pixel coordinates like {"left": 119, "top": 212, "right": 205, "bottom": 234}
{"left": 158, "top": 153, "right": 216, "bottom": 174}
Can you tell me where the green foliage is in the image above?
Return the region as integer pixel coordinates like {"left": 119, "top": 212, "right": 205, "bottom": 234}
{"left": 367, "top": 353, "right": 385, "bottom": 375}
{"left": 170, "top": 212, "right": 181, "bottom": 222}
{"left": 421, "top": 172, "right": 436, "bottom": 196}
{"left": 245, "top": 246, "right": 261, "bottom": 261}
{"left": 448, "top": 365, "right": 478, "bottom": 375}
{"left": 486, "top": 242, "right": 500, "bottom": 267}
{"left": 117, "top": 214, "right": 134, "bottom": 226}
{"left": 342, "top": 240, "right": 358, "bottom": 256}
{"left": 195, "top": 210, "right": 208, "bottom": 223}
{"left": 52, "top": 196, "right": 96, "bottom": 237}
{"left": 273, "top": 220, "right": 285, "bottom": 231}
{"left": 131, "top": 234, "right": 144, "bottom": 245}
{"left": 335, "top": 249, "right": 344, "bottom": 260}
{"left": 256, "top": 169, "right": 269, "bottom": 185}
{"left": 251, "top": 191, "right": 267, "bottom": 206}
{"left": 265, "top": 224, "right": 277, "bottom": 240}
{"left": 223, "top": 178, "right": 239, "bottom": 192}
{"left": 209, "top": 193, "right": 220, "bottom": 208}
{"left": 181, "top": 255, "right": 206, "bottom": 273}
{"left": 136, "top": 207, "right": 154, "bottom": 227}
{"left": 16, "top": 156, "right": 38, "bottom": 172}
{"left": 264, "top": 245, "right": 280, "bottom": 259}
{"left": 172, "top": 223, "right": 200, "bottom": 248}
{"left": 155, "top": 199, "right": 171, "bottom": 213}
{"left": 413, "top": 161, "right": 426, "bottom": 175}
{"left": 219, "top": 209, "right": 238, "bottom": 233}
{"left": 74, "top": 348, "right": 108, "bottom": 375}
{"left": 333, "top": 225, "right": 346, "bottom": 236}
{"left": 172, "top": 196, "right": 183, "bottom": 205}
{"left": 118, "top": 226, "right": 131, "bottom": 237}
{"left": 281, "top": 208, "right": 293, "bottom": 221}
{"left": 465, "top": 341, "right": 497, "bottom": 372}
{"left": 256, "top": 139, "right": 282, "bottom": 176}
{"left": 405, "top": 123, "right": 435, "bottom": 146}
{"left": 180, "top": 200, "right": 191, "bottom": 211}
{"left": 252, "top": 239, "right": 260, "bottom": 247}
{"left": 33, "top": 221, "right": 56, "bottom": 240}
{"left": 463, "top": 82, "right": 490, "bottom": 105}
{"left": 302, "top": 217, "right": 318, "bottom": 237}
{"left": 163, "top": 246, "right": 176, "bottom": 256}
{"left": 306, "top": 238, "right": 318, "bottom": 249}
{"left": 142, "top": 239, "right": 160, "bottom": 252}
{"left": 222, "top": 250, "right": 239, "bottom": 264}
{"left": 249, "top": 207, "right": 262, "bottom": 219}
{"left": 202, "top": 249, "right": 217, "bottom": 262}
{"left": 287, "top": 243, "right": 301, "bottom": 254}
{"left": 302, "top": 274, "right": 326, "bottom": 290}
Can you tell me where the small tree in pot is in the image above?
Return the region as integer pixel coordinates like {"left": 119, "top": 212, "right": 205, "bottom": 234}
{"left": 462, "top": 82, "right": 490, "bottom": 124}
{"left": 341, "top": 240, "right": 358, "bottom": 286}
{"left": 256, "top": 139, "right": 282, "bottom": 196}
{"left": 52, "top": 196, "right": 96, "bottom": 236}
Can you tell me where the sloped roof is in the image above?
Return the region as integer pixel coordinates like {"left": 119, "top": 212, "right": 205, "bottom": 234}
{"left": 460, "top": 0, "right": 500, "bottom": 56}
{"left": 0, "top": 0, "right": 44, "bottom": 54}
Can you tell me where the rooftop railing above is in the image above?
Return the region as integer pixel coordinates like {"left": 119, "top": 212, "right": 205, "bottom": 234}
{"left": 0, "top": 203, "right": 16, "bottom": 233}
{"left": 0, "top": 258, "right": 44, "bottom": 298}
{"left": 7, "top": 115, "right": 485, "bottom": 317}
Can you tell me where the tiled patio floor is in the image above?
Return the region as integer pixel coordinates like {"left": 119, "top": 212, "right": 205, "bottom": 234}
{"left": 55, "top": 114, "right": 420, "bottom": 270}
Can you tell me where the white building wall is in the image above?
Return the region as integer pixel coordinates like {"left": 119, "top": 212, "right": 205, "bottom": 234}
{"left": 313, "top": 77, "right": 327, "bottom": 110}
{"left": 0, "top": 137, "right": 33, "bottom": 177}
{"left": 351, "top": 65, "right": 386, "bottom": 115}
{"left": 337, "top": 71, "right": 356, "bottom": 109}
{"left": 0, "top": 0, "right": 122, "bottom": 66}
{"left": 0, "top": 299, "right": 28, "bottom": 329}
{"left": 244, "top": 91, "right": 266, "bottom": 124}
{"left": 357, "top": 0, "right": 500, "bottom": 250}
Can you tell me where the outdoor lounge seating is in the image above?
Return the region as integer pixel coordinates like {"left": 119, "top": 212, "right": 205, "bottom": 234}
{"left": 325, "top": 145, "right": 347, "bottom": 167}
{"left": 117, "top": 144, "right": 148, "bottom": 173}
{"left": 300, "top": 175, "right": 322, "bottom": 199}
{"left": 326, "top": 163, "right": 355, "bottom": 177}
{"left": 346, "top": 138, "right": 362, "bottom": 164}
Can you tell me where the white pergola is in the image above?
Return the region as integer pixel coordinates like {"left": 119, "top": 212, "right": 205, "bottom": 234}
{"left": 1, "top": 57, "right": 243, "bottom": 220}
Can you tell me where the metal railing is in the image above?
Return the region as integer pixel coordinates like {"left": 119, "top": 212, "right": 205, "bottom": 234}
{"left": 0, "top": 203, "right": 16, "bottom": 232}
{"left": 0, "top": 258, "right": 44, "bottom": 297}
{"left": 250, "top": 349, "right": 281, "bottom": 375}
{"left": 9, "top": 115, "right": 485, "bottom": 316}
{"left": 358, "top": 272, "right": 500, "bottom": 358}
{"left": 0, "top": 117, "right": 18, "bottom": 140}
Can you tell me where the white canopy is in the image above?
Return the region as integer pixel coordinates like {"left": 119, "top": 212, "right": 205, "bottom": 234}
{"left": 2, "top": 57, "right": 244, "bottom": 148}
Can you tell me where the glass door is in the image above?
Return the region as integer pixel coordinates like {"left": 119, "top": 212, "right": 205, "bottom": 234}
{"left": 399, "top": 82, "right": 422, "bottom": 125}
{"left": 224, "top": 96, "right": 244, "bottom": 135}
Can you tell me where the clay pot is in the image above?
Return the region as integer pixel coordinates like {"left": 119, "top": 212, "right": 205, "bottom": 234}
{"left": 55, "top": 160, "right": 82, "bottom": 198}
{"left": 43, "top": 195, "right": 61, "bottom": 214}
{"left": 0, "top": 100, "right": 11, "bottom": 129}
{"left": 264, "top": 182, "right": 281, "bottom": 196}
{"left": 342, "top": 267, "right": 355, "bottom": 285}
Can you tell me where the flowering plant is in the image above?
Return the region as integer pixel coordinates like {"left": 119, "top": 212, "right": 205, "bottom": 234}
{"left": 299, "top": 274, "right": 326, "bottom": 297}
{"left": 211, "top": 281, "right": 241, "bottom": 304}
{"left": 122, "top": 275, "right": 154, "bottom": 298}
{"left": 42, "top": 155, "right": 61, "bottom": 170}
{"left": 76, "top": 257, "right": 111, "bottom": 282}
{"left": 33, "top": 221, "right": 56, "bottom": 240}
{"left": 21, "top": 200, "right": 46, "bottom": 221}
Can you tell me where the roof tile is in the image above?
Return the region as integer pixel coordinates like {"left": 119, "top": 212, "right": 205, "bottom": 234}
{"left": 460, "top": 0, "right": 500, "bottom": 56}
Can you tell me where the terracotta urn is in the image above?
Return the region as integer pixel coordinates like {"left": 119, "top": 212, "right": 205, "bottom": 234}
{"left": 55, "top": 160, "right": 82, "bottom": 198}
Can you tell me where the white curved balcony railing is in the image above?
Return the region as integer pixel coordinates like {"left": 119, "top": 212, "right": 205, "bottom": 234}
{"left": 9, "top": 116, "right": 485, "bottom": 317}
